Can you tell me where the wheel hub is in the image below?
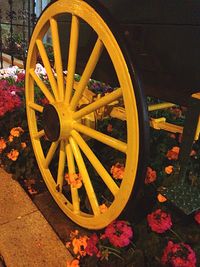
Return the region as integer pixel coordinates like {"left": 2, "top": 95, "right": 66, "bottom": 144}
{"left": 43, "top": 103, "right": 73, "bottom": 141}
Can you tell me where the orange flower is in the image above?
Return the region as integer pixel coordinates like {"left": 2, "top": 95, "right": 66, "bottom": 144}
{"left": 66, "top": 259, "right": 80, "bottom": 267}
{"left": 72, "top": 236, "right": 88, "bottom": 256}
{"left": 21, "top": 142, "right": 27, "bottom": 149}
{"left": 8, "top": 135, "right": 14, "bottom": 142}
{"left": 7, "top": 149, "right": 19, "bottom": 161}
{"left": 99, "top": 203, "right": 108, "bottom": 213}
{"left": 70, "top": 230, "right": 79, "bottom": 239}
{"left": 165, "top": 165, "right": 174, "bottom": 175}
{"left": 166, "top": 146, "right": 180, "bottom": 160}
{"left": 0, "top": 138, "right": 6, "bottom": 152}
{"left": 145, "top": 167, "right": 157, "bottom": 184}
{"left": 110, "top": 162, "right": 125, "bottom": 179}
{"left": 10, "top": 127, "right": 24, "bottom": 137}
{"left": 65, "top": 173, "right": 82, "bottom": 189}
{"left": 157, "top": 193, "right": 167, "bottom": 203}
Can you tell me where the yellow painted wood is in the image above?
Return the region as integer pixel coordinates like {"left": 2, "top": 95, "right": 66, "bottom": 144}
{"left": 44, "top": 141, "right": 59, "bottom": 168}
{"left": 50, "top": 18, "right": 64, "bottom": 101}
{"left": 70, "top": 38, "right": 104, "bottom": 111}
{"left": 192, "top": 92, "right": 200, "bottom": 100}
{"left": 28, "top": 101, "right": 44, "bottom": 113}
{"left": 150, "top": 117, "right": 183, "bottom": 133}
{"left": 65, "top": 15, "right": 80, "bottom": 104}
{"left": 66, "top": 142, "right": 80, "bottom": 214}
{"left": 194, "top": 116, "right": 200, "bottom": 140}
{"left": 57, "top": 140, "right": 66, "bottom": 192}
{"left": 73, "top": 88, "right": 122, "bottom": 120}
{"left": 36, "top": 39, "right": 59, "bottom": 100}
{"left": 148, "top": 102, "right": 176, "bottom": 111}
{"left": 25, "top": 0, "right": 140, "bottom": 229}
{"left": 29, "top": 68, "right": 55, "bottom": 103}
{"left": 33, "top": 129, "right": 45, "bottom": 139}
{"left": 191, "top": 93, "right": 200, "bottom": 140}
{"left": 69, "top": 136, "right": 100, "bottom": 216}
{"left": 71, "top": 130, "right": 119, "bottom": 196}
{"left": 73, "top": 122, "right": 127, "bottom": 153}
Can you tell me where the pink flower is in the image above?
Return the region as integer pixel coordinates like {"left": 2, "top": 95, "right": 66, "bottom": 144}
{"left": 145, "top": 167, "right": 157, "bottom": 184}
{"left": 0, "top": 79, "right": 8, "bottom": 89}
{"left": 194, "top": 211, "right": 200, "bottom": 225}
{"left": 107, "top": 123, "right": 113, "bottom": 132}
{"left": 147, "top": 209, "right": 172, "bottom": 233}
{"left": 161, "top": 241, "right": 196, "bottom": 267}
{"left": 104, "top": 220, "right": 133, "bottom": 247}
{"left": 85, "top": 233, "right": 100, "bottom": 257}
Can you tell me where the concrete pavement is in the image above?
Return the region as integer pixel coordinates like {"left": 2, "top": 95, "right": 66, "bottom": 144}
{"left": 0, "top": 168, "right": 72, "bottom": 267}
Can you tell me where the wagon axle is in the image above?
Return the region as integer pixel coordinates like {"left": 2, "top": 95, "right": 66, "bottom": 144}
{"left": 43, "top": 103, "right": 74, "bottom": 141}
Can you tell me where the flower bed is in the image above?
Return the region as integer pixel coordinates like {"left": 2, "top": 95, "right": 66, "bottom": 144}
{"left": 0, "top": 66, "right": 199, "bottom": 267}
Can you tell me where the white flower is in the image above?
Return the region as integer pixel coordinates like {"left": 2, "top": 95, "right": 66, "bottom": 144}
{"left": 35, "top": 63, "right": 47, "bottom": 76}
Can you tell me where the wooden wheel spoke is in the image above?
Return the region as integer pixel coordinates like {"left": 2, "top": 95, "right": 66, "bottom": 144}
{"left": 28, "top": 101, "right": 44, "bottom": 113}
{"left": 73, "top": 88, "right": 123, "bottom": 120}
{"left": 56, "top": 140, "right": 66, "bottom": 192}
{"left": 66, "top": 142, "right": 80, "bottom": 213}
{"left": 70, "top": 38, "right": 104, "bottom": 111}
{"left": 65, "top": 15, "right": 80, "bottom": 104}
{"left": 69, "top": 136, "right": 100, "bottom": 215}
{"left": 50, "top": 18, "right": 64, "bottom": 101}
{"left": 36, "top": 39, "right": 59, "bottom": 100}
{"left": 29, "top": 68, "right": 55, "bottom": 103}
{"left": 33, "top": 129, "right": 45, "bottom": 139}
{"left": 44, "top": 141, "right": 59, "bottom": 168}
{"left": 71, "top": 130, "right": 119, "bottom": 196}
{"left": 73, "top": 122, "right": 127, "bottom": 153}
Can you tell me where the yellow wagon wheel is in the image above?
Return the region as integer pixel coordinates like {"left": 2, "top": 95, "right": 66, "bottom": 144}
{"left": 25, "top": 0, "right": 149, "bottom": 229}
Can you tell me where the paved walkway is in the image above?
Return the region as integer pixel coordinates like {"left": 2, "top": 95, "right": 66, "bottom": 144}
{"left": 0, "top": 168, "right": 72, "bottom": 267}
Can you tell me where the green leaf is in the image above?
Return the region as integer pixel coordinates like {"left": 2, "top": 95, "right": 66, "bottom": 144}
{"left": 160, "top": 184, "right": 200, "bottom": 214}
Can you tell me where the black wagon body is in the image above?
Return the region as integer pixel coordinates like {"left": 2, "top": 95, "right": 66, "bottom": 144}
{"left": 95, "top": 0, "right": 200, "bottom": 106}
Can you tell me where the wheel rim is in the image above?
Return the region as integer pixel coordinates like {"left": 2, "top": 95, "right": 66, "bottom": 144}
{"left": 26, "top": 0, "right": 140, "bottom": 229}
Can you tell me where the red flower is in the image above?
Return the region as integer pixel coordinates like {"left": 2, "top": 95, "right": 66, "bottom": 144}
{"left": 194, "top": 211, "right": 200, "bottom": 224}
{"left": 104, "top": 220, "right": 133, "bottom": 247}
{"left": 85, "top": 233, "right": 100, "bottom": 257}
{"left": 39, "top": 97, "right": 49, "bottom": 105}
{"left": 147, "top": 209, "right": 172, "bottom": 233}
{"left": 161, "top": 241, "right": 196, "bottom": 267}
{"left": 0, "top": 84, "right": 22, "bottom": 117}
{"left": 17, "top": 72, "right": 25, "bottom": 82}
{"left": 145, "top": 167, "right": 157, "bottom": 184}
